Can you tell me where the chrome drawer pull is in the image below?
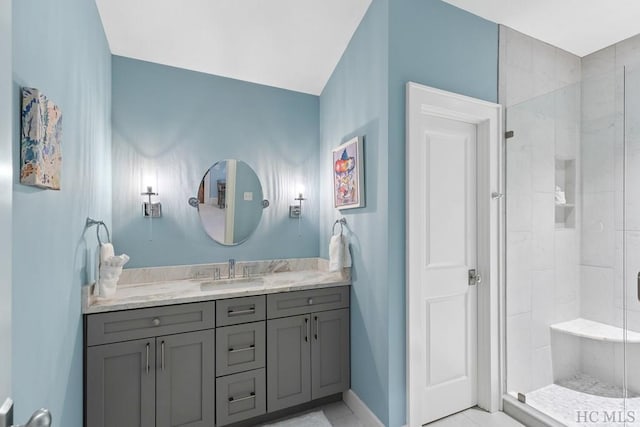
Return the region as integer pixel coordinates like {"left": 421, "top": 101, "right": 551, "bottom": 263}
{"left": 145, "top": 343, "right": 150, "bottom": 374}
{"left": 228, "top": 307, "right": 256, "bottom": 316}
{"left": 228, "top": 392, "right": 255, "bottom": 403}
{"left": 228, "top": 345, "right": 255, "bottom": 353}
{"left": 152, "top": 318, "right": 161, "bottom": 326}
{"left": 161, "top": 341, "right": 165, "bottom": 371}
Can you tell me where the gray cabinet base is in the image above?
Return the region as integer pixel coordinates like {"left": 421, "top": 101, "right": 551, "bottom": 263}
{"left": 223, "top": 393, "right": 343, "bottom": 427}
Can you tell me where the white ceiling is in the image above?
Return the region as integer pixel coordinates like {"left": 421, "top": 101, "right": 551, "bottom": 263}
{"left": 96, "top": 0, "right": 372, "bottom": 95}
{"left": 442, "top": 0, "right": 640, "bottom": 57}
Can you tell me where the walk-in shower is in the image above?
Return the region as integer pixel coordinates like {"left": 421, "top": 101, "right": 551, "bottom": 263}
{"left": 505, "top": 57, "right": 640, "bottom": 426}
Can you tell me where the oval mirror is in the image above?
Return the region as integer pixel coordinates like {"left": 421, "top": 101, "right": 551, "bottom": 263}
{"left": 195, "top": 160, "right": 265, "bottom": 245}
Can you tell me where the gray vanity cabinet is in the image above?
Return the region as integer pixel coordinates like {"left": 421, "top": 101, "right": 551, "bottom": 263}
{"left": 86, "top": 338, "right": 156, "bottom": 427}
{"left": 266, "top": 315, "right": 312, "bottom": 412}
{"left": 85, "top": 302, "right": 216, "bottom": 427}
{"left": 266, "top": 287, "right": 350, "bottom": 413}
{"left": 85, "top": 287, "right": 349, "bottom": 426}
{"left": 156, "top": 330, "right": 215, "bottom": 427}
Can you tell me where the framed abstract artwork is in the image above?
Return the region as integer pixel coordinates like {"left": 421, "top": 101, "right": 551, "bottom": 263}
{"left": 20, "top": 87, "right": 62, "bottom": 190}
{"left": 332, "top": 136, "right": 365, "bottom": 209}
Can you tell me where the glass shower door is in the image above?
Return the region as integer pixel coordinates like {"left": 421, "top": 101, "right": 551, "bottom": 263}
{"left": 623, "top": 64, "right": 640, "bottom": 425}
{"left": 505, "top": 68, "right": 630, "bottom": 425}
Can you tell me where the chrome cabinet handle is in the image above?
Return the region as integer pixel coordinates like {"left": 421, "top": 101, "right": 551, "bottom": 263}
{"left": 314, "top": 316, "right": 318, "bottom": 340}
{"left": 152, "top": 318, "right": 161, "bottom": 326}
{"left": 228, "top": 392, "right": 255, "bottom": 403}
{"left": 308, "top": 298, "right": 313, "bottom": 305}
{"left": 228, "top": 307, "right": 256, "bottom": 316}
{"left": 146, "top": 343, "right": 150, "bottom": 374}
{"left": 228, "top": 345, "right": 255, "bottom": 353}
{"left": 304, "top": 318, "right": 308, "bottom": 342}
{"left": 637, "top": 272, "right": 640, "bottom": 302}
{"left": 161, "top": 341, "right": 165, "bottom": 371}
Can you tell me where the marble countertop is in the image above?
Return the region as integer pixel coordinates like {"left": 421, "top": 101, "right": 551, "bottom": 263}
{"left": 83, "top": 258, "right": 350, "bottom": 314}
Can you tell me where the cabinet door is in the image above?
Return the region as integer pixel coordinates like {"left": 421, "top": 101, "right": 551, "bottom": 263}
{"left": 86, "top": 339, "right": 155, "bottom": 427}
{"left": 156, "top": 330, "right": 215, "bottom": 427}
{"left": 267, "top": 315, "right": 311, "bottom": 412}
{"left": 311, "top": 309, "right": 350, "bottom": 399}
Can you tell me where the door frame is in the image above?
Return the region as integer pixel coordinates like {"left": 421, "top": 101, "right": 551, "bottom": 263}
{"left": 405, "top": 82, "right": 503, "bottom": 425}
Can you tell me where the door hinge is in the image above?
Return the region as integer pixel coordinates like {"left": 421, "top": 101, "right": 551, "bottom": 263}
{"left": 505, "top": 130, "right": 514, "bottom": 139}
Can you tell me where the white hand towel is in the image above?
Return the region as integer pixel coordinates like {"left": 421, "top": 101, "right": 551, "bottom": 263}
{"left": 100, "top": 243, "right": 115, "bottom": 264}
{"left": 94, "top": 243, "right": 115, "bottom": 297}
{"left": 329, "top": 235, "right": 344, "bottom": 272}
{"left": 95, "top": 243, "right": 130, "bottom": 299}
{"left": 342, "top": 234, "right": 352, "bottom": 268}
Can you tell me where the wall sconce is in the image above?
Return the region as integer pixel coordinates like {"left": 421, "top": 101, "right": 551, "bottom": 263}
{"left": 289, "top": 185, "right": 305, "bottom": 218}
{"left": 140, "top": 170, "right": 161, "bottom": 218}
{"left": 141, "top": 185, "right": 162, "bottom": 218}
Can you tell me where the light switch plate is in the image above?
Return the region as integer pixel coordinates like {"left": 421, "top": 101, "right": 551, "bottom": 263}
{"left": 0, "top": 398, "right": 13, "bottom": 427}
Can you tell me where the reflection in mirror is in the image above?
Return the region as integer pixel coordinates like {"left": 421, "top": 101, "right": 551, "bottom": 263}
{"left": 197, "top": 160, "right": 264, "bottom": 245}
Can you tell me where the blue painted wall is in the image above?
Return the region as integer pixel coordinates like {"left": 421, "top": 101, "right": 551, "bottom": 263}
{"left": 0, "top": 0, "right": 12, "bottom": 403}
{"left": 387, "top": 3, "right": 498, "bottom": 426}
{"left": 320, "top": 1, "right": 497, "bottom": 425}
{"left": 319, "top": 0, "right": 391, "bottom": 424}
{"left": 112, "top": 56, "right": 320, "bottom": 267}
{"left": 11, "top": 0, "right": 112, "bottom": 424}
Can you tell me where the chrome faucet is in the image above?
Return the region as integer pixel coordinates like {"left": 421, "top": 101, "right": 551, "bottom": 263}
{"left": 228, "top": 259, "right": 236, "bottom": 279}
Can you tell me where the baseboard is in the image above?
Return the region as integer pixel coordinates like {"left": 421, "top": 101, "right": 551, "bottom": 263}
{"left": 342, "top": 389, "right": 384, "bottom": 427}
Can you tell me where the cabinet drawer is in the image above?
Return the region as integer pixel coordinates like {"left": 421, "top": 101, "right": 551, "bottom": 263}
{"left": 86, "top": 302, "right": 216, "bottom": 346}
{"left": 216, "top": 296, "right": 266, "bottom": 326}
{"left": 216, "top": 368, "right": 266, "bottom": 426}
{"left": 216, "top": 322, "right": 265, "bottom": 377}
{"left": 267, "top": 287, "right": 349, "bottom": 319}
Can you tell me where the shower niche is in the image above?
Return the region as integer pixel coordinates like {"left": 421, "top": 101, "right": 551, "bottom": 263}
{"left": 554, "top": 157, "right": 575, "bottom": 229}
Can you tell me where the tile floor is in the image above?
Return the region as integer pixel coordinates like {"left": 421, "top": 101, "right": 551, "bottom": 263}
{"left": 264, "top": 402, "right": 523, "bottom": 427}
{"left": 426, "top": 407, "right": 524, "bottom": 427}
{"left": 261, "top": 401, "right": 363, "bottom": 426}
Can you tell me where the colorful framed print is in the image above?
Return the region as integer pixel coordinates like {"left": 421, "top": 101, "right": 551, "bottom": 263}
{"left": 20, "top": 87, "right": 62, "bottom": 190}
{"left": 332, "top": 136, "right": 365, "bottom": 210}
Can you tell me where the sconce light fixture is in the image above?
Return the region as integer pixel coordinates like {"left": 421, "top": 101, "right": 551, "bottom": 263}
{"left": 289, "top": 185, "right": 305, "bottom": 218}
{"left": 141, "top": 185, "right": 162, "bottom": 218}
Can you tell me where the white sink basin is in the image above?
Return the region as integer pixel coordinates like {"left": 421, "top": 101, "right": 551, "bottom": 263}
{"left": 200, "top": 277, "right": 264, "bottom": 290}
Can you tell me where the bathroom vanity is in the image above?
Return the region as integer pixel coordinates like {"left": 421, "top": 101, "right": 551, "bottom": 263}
{"left": 82, "top": 259, "right": 350, "bottom": 427}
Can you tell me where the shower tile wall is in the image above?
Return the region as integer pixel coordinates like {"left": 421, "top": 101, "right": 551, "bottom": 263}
{"left": 581, "top": 35, "right": 640, "bottom": 331}
{"left": 580, "top": 34, "right": 640, "bottom": 393}
{"left": 500, "top": 26, "right": 582, "bottom": 394}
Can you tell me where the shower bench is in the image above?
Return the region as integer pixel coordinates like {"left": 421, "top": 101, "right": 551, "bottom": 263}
{"left": 550, "top": 317, "right": 640, "bottom": 343}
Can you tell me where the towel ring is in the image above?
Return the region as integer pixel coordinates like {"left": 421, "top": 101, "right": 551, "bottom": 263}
{"left": 86, "top": 217, "right": 111, "bottom": 246}
{"left": 97, "top": 223, "right": 111, "bottom": 245}
{"left": 332, "top": 218, "right": 347, "bottom": 236}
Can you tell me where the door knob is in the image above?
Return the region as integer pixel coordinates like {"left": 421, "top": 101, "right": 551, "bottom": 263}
{"left": 13, "top": 409, "right": 51, "bottom": 427}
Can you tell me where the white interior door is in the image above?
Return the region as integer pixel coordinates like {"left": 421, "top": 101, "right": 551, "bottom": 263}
{"left": 407, "top": 102, "right": 479, "bottom": 425}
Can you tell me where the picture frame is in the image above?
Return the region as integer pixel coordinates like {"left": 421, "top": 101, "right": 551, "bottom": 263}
{"left": 20, "top": 87, "right": 63, "bottom": 190}
{"left": 332, "top": 136, "right": 365, "bottom": 209}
